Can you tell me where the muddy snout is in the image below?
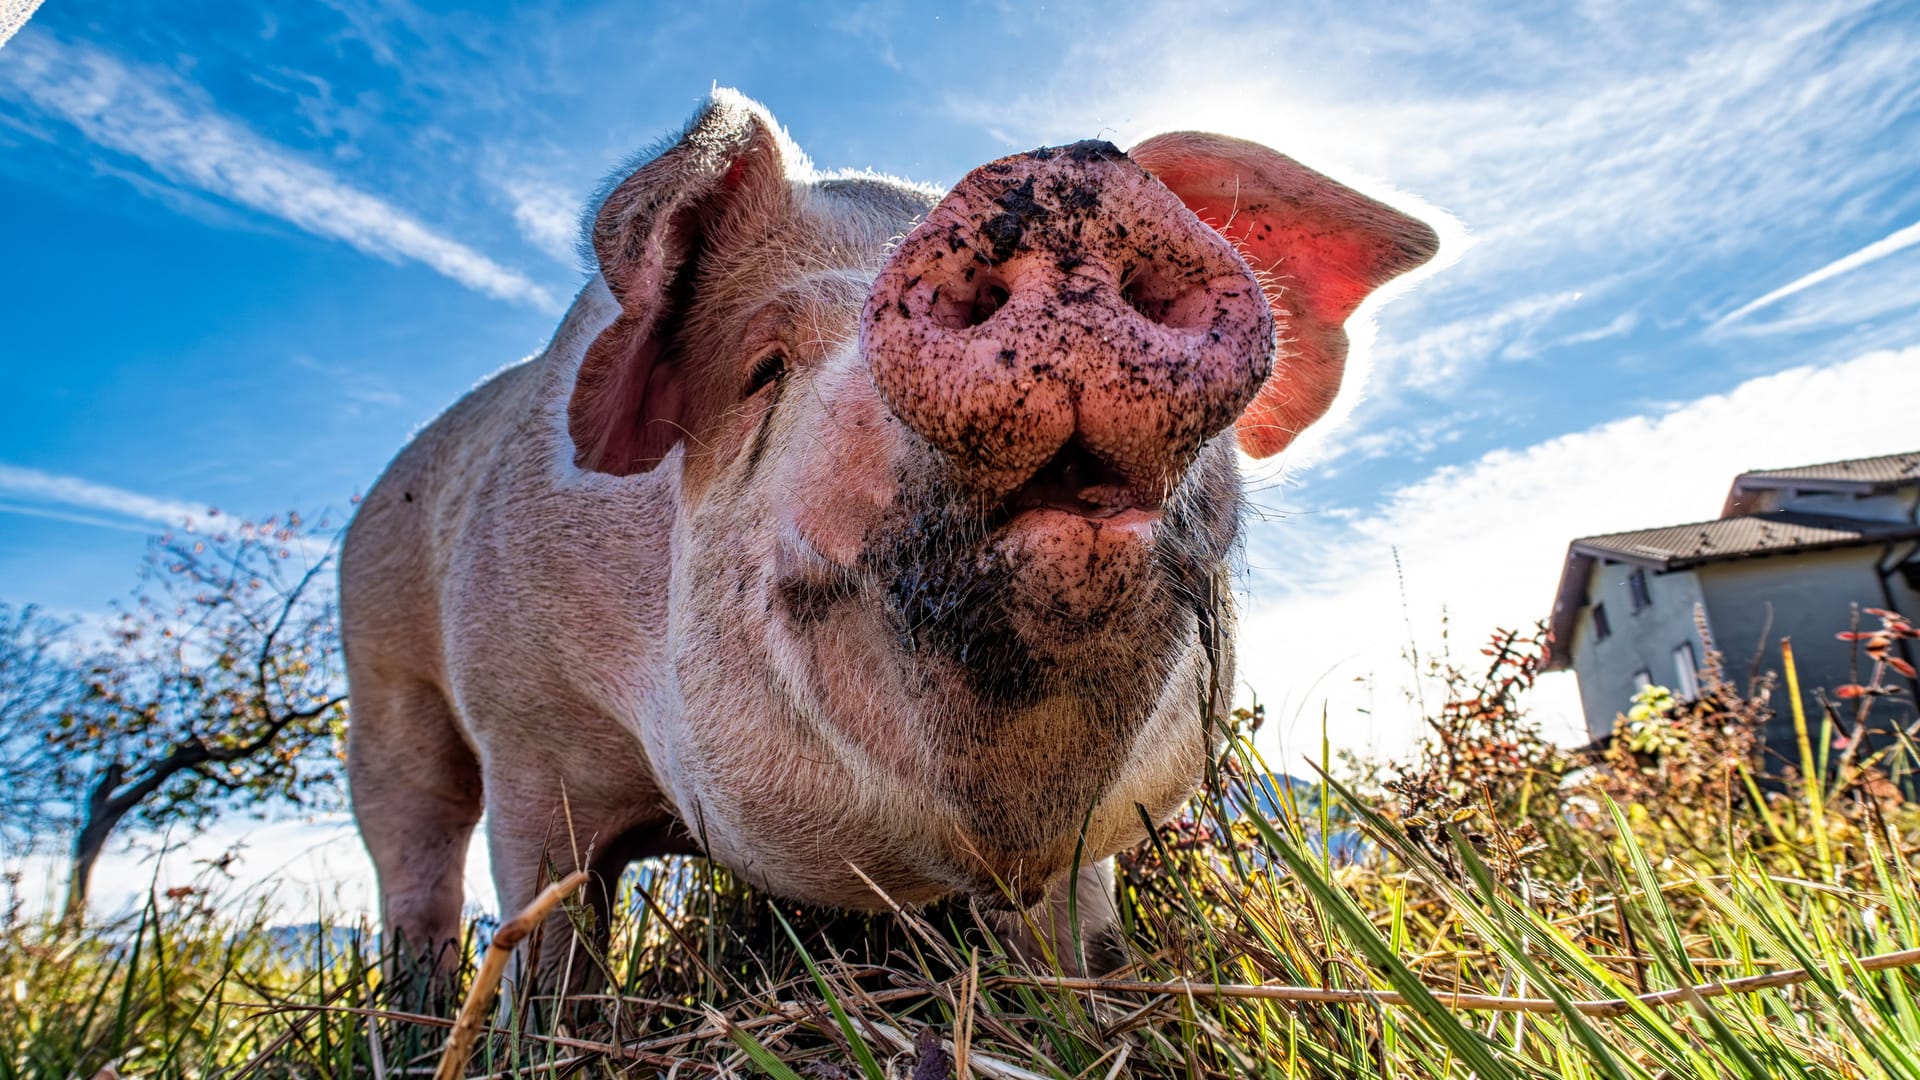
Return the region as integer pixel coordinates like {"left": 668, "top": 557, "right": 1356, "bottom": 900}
{"left": 861, "top": 141, "right": 1275, "bottom": 511}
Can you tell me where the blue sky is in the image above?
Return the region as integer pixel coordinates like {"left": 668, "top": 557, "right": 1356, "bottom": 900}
{"left": 4, "top": 0, "right": 1920, "bottom": 803}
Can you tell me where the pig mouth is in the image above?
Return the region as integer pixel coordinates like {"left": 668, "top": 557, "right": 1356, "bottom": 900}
{"left": 998, "top": 440, "right": 1161, "bottom": 526}
{"left": 979, "top": 440, "right": 1168, "bottom": 625}
{"left": 856, "top": 435, "right": 1239, "bottom": 708}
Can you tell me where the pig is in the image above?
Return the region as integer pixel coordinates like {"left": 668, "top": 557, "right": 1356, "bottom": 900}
{"left": 341, "top": 88, "right": 1437, "bottom": 986}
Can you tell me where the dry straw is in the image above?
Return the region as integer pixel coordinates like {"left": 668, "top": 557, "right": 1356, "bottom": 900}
{"left": 1013, "top": 944, "right": 1920, "bottom": 1017}
{"left": 412, "top": 866, "right": 1920, "bottom": 1077}
{"left": 433, "top": 870, "right": 590, "bottom": 1080}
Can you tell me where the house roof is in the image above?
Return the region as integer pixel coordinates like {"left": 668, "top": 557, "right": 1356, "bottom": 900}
{"left": 1570, "top": 510, "right": 1920, "bottom": 571}
{"left": 1723, "top": 451, "right": 1920, "bottom": 515}
{"left": 1544, "top": 510, "right": 1920, "bottom": 671}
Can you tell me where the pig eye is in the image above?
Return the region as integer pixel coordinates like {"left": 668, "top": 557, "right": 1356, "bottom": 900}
{"left": 744, "top": 351, "right": 788, "bottom": 397}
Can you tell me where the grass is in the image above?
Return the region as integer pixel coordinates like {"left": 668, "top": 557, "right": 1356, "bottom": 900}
{"left": 8, "top": 618, "right": 1920, "bottom": 1078}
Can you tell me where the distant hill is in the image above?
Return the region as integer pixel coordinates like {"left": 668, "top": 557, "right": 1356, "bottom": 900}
{"left": 1229, "top": 772, "right": 1368, "bottom": 864}
{"left": 262, "top": 922, "right": 375, "bottom": 963}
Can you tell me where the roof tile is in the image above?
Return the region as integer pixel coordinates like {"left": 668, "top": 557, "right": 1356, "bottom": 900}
{"left": 1571, "top": 511, "right": 1920, "bottom": 569}
{"left": 1734, "top": 451, "right": 1920, "bottom": 488}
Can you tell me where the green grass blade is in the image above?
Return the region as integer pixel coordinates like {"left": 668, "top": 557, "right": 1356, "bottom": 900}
{"left": 773, "top": 906, "right": 886, "bottom": 1080}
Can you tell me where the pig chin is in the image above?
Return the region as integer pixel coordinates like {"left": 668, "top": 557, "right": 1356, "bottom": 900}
{"left": 869, "top": 440, "right": 1239, "bottom": 706}
{"left": 990, "top": 507, "right": 1158, "bottom": 629}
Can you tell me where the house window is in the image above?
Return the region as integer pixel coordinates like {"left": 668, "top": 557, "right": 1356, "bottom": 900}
{"left": 1627, "top": 569, "right": 1652, "bottom": 612}
{"left": 1632, "top": 669, "right": 1652, "bottom": 693}
{"left": 1673, "top": 642, "right": 1700, "bottom": 700}
{"left": 1592, "top": 603, "right": 1612, "bottom": 642}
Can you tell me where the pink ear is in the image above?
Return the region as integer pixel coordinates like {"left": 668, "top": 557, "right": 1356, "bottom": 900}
{"left": 1129, "top": 133, "right": 1438, "bottom": 458}
{"left": 570, "top": 91, "right": 790, "bottom": 476}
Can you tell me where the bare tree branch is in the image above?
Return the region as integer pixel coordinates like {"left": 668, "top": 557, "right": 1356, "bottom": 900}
{"left": 6, "top": 511, "right": 353, "bottom": 923}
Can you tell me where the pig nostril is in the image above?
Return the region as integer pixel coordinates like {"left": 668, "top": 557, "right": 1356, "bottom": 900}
{"left": 928, "top": 279, "right": 1011, "bottom": 330}
{"left": 968, "top": 282, "right": 1010, "bottom": 326}
{"left": 1121, "top": 266, "right": 1205, "bottom": 329}
{"left": 1120, "top": 275, "right": 1159, "bottom": 322}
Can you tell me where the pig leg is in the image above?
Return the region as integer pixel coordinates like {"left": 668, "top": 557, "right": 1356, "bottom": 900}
{"left": 990, "top": 860, "right": 1125, "bottom": 975}
{"left": 486, "top": 815, "right": 679, "bottom": 1031}
{"left": 483, "top": 772, "right": 685, "bottom": 1004}
{"left": 347, "top": 677, "right": 482, "bottom": 1005}
{"left": 485, "top": 792, "right": 604, "bottom": 1006}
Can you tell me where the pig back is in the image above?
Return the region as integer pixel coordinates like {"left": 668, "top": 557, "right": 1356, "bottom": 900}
{"left": 342, "top": 285, "right": 679, "bottom": 798}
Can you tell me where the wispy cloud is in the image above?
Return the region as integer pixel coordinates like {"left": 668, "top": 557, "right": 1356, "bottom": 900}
{"left": 1715, "top": 219, "right": 1920, "bottom": 327}
{"left": 0, "top": 463, "right": 340, "bottom": 564}
{"left": 1375, "top": 290, "right": 1588, "bottom": 389}
{"left": 0, "top": 501, "right": 168, "bottom": 536}
{"left": 290, "top": 354, "right": 405, "bottom": 410}
{"left": 1314, "top": 409, "right": 1478, "bottom": 471}
{"left": 0, "top": 30, "right": 559, "bottom": 311}
{"left": 1549, "top": 312, "right": 1639, "bottom": 350}
{"left": 500, "top": 177, "right": 583, "bottom": 266}
{"left": 942, "top": 1, "right": 1920, "bottom": 405}
{"left": 1714, "top": 250, "right": 1920, "bottom": 341}
{"left": 0, "top": 463, "right": 214, "bottom": 531}
{"left": 945, "top": 2, "right": 1914, "bottom": 258}
{"left": 830, "top": 3, "right": 905, "bottom": 72}
{"left": 1239, "top": 345, "right": 1920, "bottom": 763}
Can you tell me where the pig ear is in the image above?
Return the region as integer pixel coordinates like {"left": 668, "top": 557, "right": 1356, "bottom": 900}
{"left": 570, "top": 90, "right": 794, "bottom": 476}
{"left": 1129, "top": 133, "right": 1439, "bottom": 458}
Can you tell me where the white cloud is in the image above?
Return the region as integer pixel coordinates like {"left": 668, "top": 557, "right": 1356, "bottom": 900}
{"left": 1719, "top": 263, "right": 1920, "bottom": 342}
{"left": 0, "top": 464, "right": 342, "bottom": 567}
{"left": 942, "top": 0, "right": 1919, "bottom": 413}
{"left": 0, "top": 463, "right": 214, "bottom": 530}
{"left": 501, "top": 176, "right": 583, "bottom": 266}
{"left": 290, "top": 353, "right": 406, "bottom": 409}
{"left": 0, "top": 31, "right": 559, "bottom": 311}
{"left": 1239, "top": 346, "right": 1920, "bottom": 768}
{"left": 6, "top": 813, "right": 494, "bottom": 922}
{"left": 1551, "top": 312, "right": 1640, "bottom": 350}
{"left": 1376, "top": 289, "right": 1588, "bottom": 389}
{"left": 830, "top": 3, "right": 904, "bottom": 73}
{"left": 946, "top": 1, "right": 1913, "bottom": 267}
{"left": 1316, "top": 409, "right": 1477, "bottom": 469}
{"left": 1716, "top": 219, "right": 1920, "bottom": 327}
{"left": 0, "top": 501, "right": 175, "bottom": 535}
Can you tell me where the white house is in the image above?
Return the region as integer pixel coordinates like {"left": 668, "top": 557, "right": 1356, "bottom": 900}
{"left": 1545, "top": 451, "right": 1920, "bottom": 758}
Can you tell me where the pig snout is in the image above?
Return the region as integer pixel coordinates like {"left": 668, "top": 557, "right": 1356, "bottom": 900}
{"left": 861, "top": 141, "right": 1275, "bottom": 511}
